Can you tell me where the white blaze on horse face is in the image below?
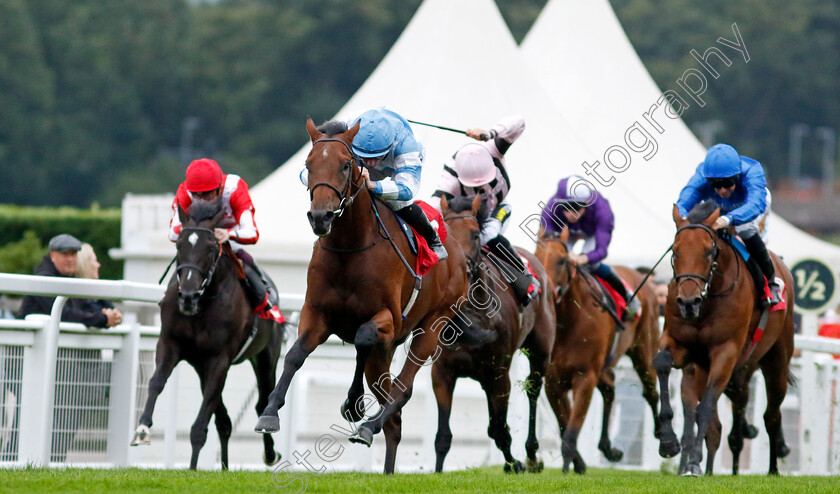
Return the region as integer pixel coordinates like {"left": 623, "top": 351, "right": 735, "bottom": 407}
{"left": 322, "top": 148, "right": 329, "bottom": 158}
{"left": 186, "top": 271, "right": 193, "bottom": 281}
{"left": 188, "top": 232, "right": 199, "bottom": 246}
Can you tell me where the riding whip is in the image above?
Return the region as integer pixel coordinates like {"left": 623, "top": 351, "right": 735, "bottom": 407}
{"left": 407, "top": 119, "right": 488, "bottom": 141}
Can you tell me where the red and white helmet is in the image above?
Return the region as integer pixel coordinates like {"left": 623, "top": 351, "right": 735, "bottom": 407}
{"left": 453, "top": 144, "right": 495, "bottom": 187}
{"left": 185, "top": 158, "right": 223, "bottom": 192}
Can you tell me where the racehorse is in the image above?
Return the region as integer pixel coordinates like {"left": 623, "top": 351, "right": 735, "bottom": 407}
{"left": 132, "top": 198, "right": 285, "bottom": 470}
{"left": 433, "top": 195, "right": 555, "bottom": 473}
{"left": 656, "top": 202, "right": 795, "bottom": 475}
{"left": 536, "top": 228, "right": 661, "bottom": 474}
{"left": 254, "top": 118, "right": 473, "bottom": 474}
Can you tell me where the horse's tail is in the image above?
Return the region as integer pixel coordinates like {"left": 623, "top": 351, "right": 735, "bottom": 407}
{"left": 455, "top": 319, "right": 498, "bottom": 347}
{"left": 787, "top": 368, "right": 798, "bottom": 389}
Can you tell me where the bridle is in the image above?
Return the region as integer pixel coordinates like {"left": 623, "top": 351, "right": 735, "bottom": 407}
{"left": 307, "top": 137, "right": 366, "bottom": 218}
{"left": 443, "top": 212, "right": 482, "bottom": 279}
{"left": 176, "top": 226, "right": 223, "bottom": 298}
{"left": 672, "top": 223, "right": 720, "bottom": 300}
{"left": 540, "top": 233, "right": 577, "bottom": 302}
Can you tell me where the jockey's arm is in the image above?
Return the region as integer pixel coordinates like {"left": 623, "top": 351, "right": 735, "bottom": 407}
{"left": 676, "top": 166, "right": 708, "bottom": 218}
{"left": 428, "top": 164, "right": 462, "bottom": 211}
{"left": 479, "top": 200, "right": 512, "bottom": 245}
{"left": 167, "top": 199, "right": 183, "bottom": 242}
{"left": 371, "top": 151, "right": 421, "bottom": 202}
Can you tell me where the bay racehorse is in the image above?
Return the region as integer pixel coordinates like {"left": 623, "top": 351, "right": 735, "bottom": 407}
{"left": 536, "top": 228, "right": 661, "bottom": 474}
{"left": 132, "top": 198, "right": 285, "bottom": 470}
{"left": 656, "top": 202, "right": 795, "bottom": 475}
{"left": 433, "top": 195, "right": 555, "bottom": 473}
{"left": 254, "top": 118, "right": 475, "bottom": 474}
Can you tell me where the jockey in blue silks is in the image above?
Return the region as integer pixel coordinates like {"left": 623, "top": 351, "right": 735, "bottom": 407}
{"left": 676, "top": 143, "right": 781, "bottom": 305}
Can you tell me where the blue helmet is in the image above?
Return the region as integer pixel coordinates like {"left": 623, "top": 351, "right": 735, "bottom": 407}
{"left": 701, "top": 143, "right": 742, "bottom": 178}
{"left": 352, "top": 109, "right": 396, "bottom": 158}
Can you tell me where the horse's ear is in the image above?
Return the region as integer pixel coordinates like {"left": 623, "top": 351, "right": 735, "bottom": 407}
{"left": 345, "top": 119, "right": 361, "bottom": 143}
{"left": 178, "top": 204, "right": 189, "bottom": 227}
{"left": 440, "top": 195, "right": 449, "bottom": 213}
{"left": 470, "top": 194, "right": 482, "bottom": 216}
{"left": 672, "top": 204, "right": 688, "bottom": 228}
{"left": 210, "top": 200, "right": 226, "bottom": 227}
{"left": 704, "top": 207, "right": 721, "bottom": 227}
{"left": 306, "top": 117, "right": 323, "bottom": 143}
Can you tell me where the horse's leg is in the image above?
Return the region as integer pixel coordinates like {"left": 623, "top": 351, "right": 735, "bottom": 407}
{"left": 214, "top": 401, "right": 232, "bottom": 471}
{"left": 256, "top": 306, "right": 330, "bottom": 433}
{"left": 691, "top": 343, "right": 739, "bottom": 476}
{"left": 596, "top": 368, "right": 623, "bottom": 462}
{"left": 562, "top": 369, "right": 598, "bottom": 474}
{"left": 357, "top": 344, "right": 402, "bottom": 474}
{"left": 544, "top": 365, "right": 572, "bottom": 469}
{"left": 725, "top": 369, "right": 752, "bottom": 475}
{"left": 341, "top": 312, "right": 386, "bottom": 423}
{"left": 627, "top": 341, "right": 661, "bottom": 439}
{"left": 482, "top": 369, "right": 524, "bottom": 474}
{"left": 678, "top": 365, "right": 699, "bottom": 475}
{"left": 653, "top": 340, "right": 689, "bottom": 458}
{"left": 188, "top": 358, "right": 231, "bottom": 470}
{"left": 690, "top": 364, "right": 720, "bottom": 476}
{"left": 432, "top": 362, "right": 457, "bottom": 473}
{"left": 760, "top": 344, "right": 791, "bottom": 475}
{"left": 523, "top": 333, "right": 550, "bottom": 473}
{"left": 133, "top": 340, "right": 180, "bottom": 445}
{"left": 252, "top": 344, "right": 281, "bottom": 466}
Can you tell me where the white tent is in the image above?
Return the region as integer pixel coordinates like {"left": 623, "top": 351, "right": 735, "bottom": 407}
{"left": 521, "top": 0, "right": 840, "bottom": 269}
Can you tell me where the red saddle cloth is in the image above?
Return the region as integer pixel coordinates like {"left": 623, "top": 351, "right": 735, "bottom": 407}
{"left": 762, "top": 277, "right": 787, "bottom": 312}
{"left": 254, "top": 293, "right": 287, "bottom": 324}
{"left": 412, "top": 200, "right": 448, "bottom": 277}
{"left": 593, "top": 275, "right": 631, "bottom": 321}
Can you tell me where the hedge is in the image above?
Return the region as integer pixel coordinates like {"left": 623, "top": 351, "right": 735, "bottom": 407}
{"left": 0, "top": 204, "right": 123, "bottom": 280}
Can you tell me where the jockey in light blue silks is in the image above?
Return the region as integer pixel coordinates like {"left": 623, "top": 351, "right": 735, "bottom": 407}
{"left": 676, "top": 143, "right": 781, "bottom": 305}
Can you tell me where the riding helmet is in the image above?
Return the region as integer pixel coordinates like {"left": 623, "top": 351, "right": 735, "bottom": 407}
{"left": 701, "top": 144, "right": 742, "bottom": 179}
{"left": 185, "top": 158, "right": 223, "bottom": 192}
{"left": 352, "top": 109, "right": 396, "bottom": 158}
{"left": 454, "top": 144, "right": 496, "bottom": 187}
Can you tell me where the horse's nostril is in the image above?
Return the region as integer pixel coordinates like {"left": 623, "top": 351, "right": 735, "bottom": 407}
{"left": 692, "top": 297, "right": 702, "bottom": 306}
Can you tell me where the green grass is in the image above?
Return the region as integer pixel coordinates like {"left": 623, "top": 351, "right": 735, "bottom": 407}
{"left": 0, "top": 466, "right": 837, "bottom": 493}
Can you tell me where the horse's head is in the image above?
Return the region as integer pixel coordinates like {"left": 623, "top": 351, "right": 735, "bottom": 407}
{"left": 441, "top": 195, "right": 484, "bottom": 277}
{"left": 304, "top": 118, "right": 362, "bottom": 236}
{"left": 671, "top": 202, "right": 721, "bottom": 320}
{"left": 537, "top": 228, "right": 575, "bottom": 301}
{"left": 175, "top": 199, "right": 225, "bottom": 315}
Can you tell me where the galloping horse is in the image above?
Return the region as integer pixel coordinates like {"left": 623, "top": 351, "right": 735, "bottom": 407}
{"left": 254, "top": 119, "right": 471, "bottom": 474}
{"left": 536, "top": 228, "right": 661, "bottom": 474}
{"left": 656, "top": 202, "right": 795, "bottom": 475}
{"left": 132, "top": 199, "right": 285, "bottom": 470}
{"left": 433, "top": 195, "right": 555, "bottom": 473}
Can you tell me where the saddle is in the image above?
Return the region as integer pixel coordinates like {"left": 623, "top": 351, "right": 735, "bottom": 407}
{"left": 389, "top": 199, "right": 447, "bottom": 277}
{"left": 721, "top": 232, "right": 787, "bottom": 311}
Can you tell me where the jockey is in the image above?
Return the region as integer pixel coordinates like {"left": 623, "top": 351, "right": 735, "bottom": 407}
{"left": 352, "top": 107, "right": 448, "bottom": 261}
{"left": 541, "top": 175, "right": 641, "bottom": 322}
{"left": 168, "top": 158, "right": 284, "bottom": 322}
{"left": 676, "top": 143, "right": 781, "bottom": 305}
{"left": 428, "top": 115, "right": 540, "bottom": 308}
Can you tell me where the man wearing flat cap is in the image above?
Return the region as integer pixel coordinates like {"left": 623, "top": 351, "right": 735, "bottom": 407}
{"left": 17, "top": 234, "right": 120, "bottom": 327}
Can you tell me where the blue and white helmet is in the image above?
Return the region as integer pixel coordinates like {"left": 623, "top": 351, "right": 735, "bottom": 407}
{"left": 352, "top": 109, "right": 396, "bottom": 158}
{"left": 701, "top": 143, "right": 742, "bottom": 178}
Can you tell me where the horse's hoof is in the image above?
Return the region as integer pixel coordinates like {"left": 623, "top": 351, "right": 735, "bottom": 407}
{"left": 526, "top": 458, "right": 544, "bottom": 473}
{"left": 680, "top": 464, "right": 702, "bottom": 477}
{"left": 659, "top": 437, "right": 681, "bottom": 458}
{"left": 131, "top": 425, "right": 151, "bottom": 446}
{"left": 503, "top": 460, "right": 524, "bottom": 474}
{"left": 778, "top": 442, "right": 791, "bottom": 458}
{"left": 348, "top": 426, "right": 374, "bottom": 447}
{"left": 341, "top": 398, "right": 364, "bottom": 423}
{"left": 263, "top": 450, "right": 282, "bottom": 467}
{"left": 604, "top": 447, "right": 623, "bottom": 463}
{"left": 254, "top": 415, "right": 279, "bottom": 434}
{"left": 743, "top": 423, "right": 759, "bottom": 439}
{"left": 572, "top": 457, "right": 587, "bottom": 475}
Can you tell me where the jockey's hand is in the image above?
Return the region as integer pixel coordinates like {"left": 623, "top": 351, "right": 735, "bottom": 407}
{"left": 570, "top": 253, "right": 589, "bottom": 265}
{"left": 214, "top": 228, "right": 231, "bottom": 244}
{"left": 712, "top": 215, "right": 731, "bottom": 231}
{"left": 360, "top": 167, "right": 376, "bottom": 190}
{"left": 102, "top": 308, "right": 122, "bottom": 327}
{"left": 466, "top": 128, "right": 490, "bottom": 141}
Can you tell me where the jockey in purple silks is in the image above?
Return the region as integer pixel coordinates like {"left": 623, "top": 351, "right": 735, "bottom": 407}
{"left": 541, "top": 175, "right": 641, "bottom": 322}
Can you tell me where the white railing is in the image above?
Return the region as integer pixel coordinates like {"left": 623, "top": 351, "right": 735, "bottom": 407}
{"left": 1, "top": 272, "right": 839, "bottom": 474}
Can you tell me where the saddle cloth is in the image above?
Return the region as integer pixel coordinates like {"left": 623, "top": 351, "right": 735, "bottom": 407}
{"left": 394, "top": 200, "right": 447, "bottom": 277}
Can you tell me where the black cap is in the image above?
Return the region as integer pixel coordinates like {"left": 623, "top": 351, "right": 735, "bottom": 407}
{"left": 48, "top": 234, "right": 82, "bottom": 252}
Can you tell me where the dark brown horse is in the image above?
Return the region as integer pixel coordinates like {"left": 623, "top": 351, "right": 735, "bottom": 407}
{"left": 432, "top": 195, "right": 555, "bottom": 473}
{"left": 132, "top": 199, "right": 285, "bottom": 470}
{"left": 536, "top": 228, "right": 661, "bottom": 474}
{"left": 254, "top": 119, "right": 473, "bottom": 474}
{"left": 656, "top": 203, "right": 795, "bottom": 475}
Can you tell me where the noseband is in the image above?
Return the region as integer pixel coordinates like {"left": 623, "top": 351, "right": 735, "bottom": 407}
{"left": 307, "top": 137, "right": 365, "bottom": 218}
{"left": 672, "top": 223, "right": 720, "bottom": 299}
{"left": 176, "top": 226, "right": 223, "bottom": 298}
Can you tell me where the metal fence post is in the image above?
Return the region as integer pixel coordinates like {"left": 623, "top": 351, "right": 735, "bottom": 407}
{"left": 107, "top": 314, "right": 140, "bottom": 466}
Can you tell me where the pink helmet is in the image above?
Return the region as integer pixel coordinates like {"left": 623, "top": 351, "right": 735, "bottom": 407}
{"left": 453, "top": 144, "right": 495, "bottom": 187}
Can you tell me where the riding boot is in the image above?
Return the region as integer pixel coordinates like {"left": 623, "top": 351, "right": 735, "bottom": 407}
{"left": 743, "top": 234, "right": 781, "bottom": 305}
{"left": 487, "top": 236, "right": 540, "bottom": 308}
{"left": 395, "top": 203, "right": 448, "bottom": 261}
{"left": 237, "top": 251, "right": 286, "bottom": 323}
{"left": 592, "top": 263, "right": 640, "bottom": 323}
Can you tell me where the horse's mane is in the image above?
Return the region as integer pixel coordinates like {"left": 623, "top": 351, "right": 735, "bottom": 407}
{"left": 686, "top": 199, "right": 719, "bottom": 224}
{"left": 317, "top": 120, "right": 348, "bottom": 137}
{"left": 188, "top": 198, "right": 223, "bottom": 225}
{"left": 447, "top": 196, "right": 489, "bottom": 221}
